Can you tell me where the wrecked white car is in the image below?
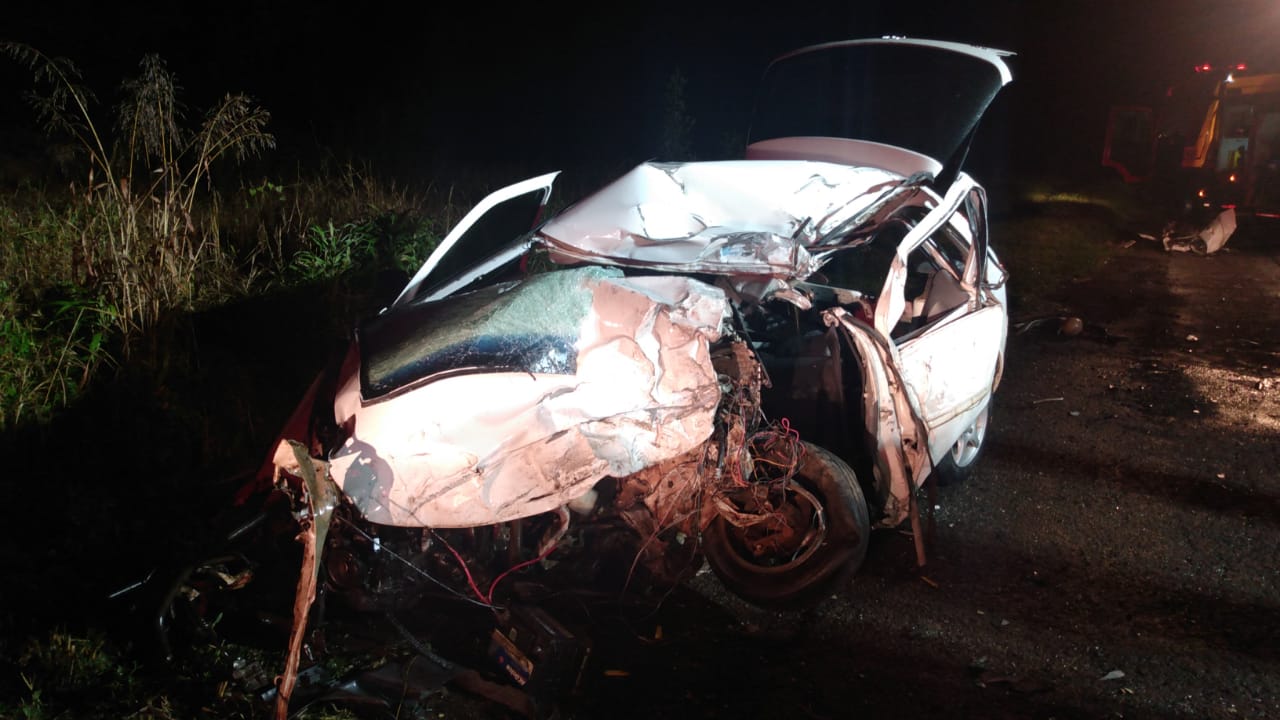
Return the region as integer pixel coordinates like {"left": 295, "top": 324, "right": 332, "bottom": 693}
{"left": 163, "top": 37, "right": 1013, "bottom": 713}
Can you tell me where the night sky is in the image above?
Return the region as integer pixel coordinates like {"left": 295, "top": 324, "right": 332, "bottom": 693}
{"left": 6, "top": 0, "right": 1280, "bottom": 186}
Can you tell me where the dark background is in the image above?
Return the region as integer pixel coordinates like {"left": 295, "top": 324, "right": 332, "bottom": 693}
{"left": 5, "top": 0, "right": 1280, "bottom": 187}
{"left": 2, "top": 5, "right": 1279, "bottom": 718}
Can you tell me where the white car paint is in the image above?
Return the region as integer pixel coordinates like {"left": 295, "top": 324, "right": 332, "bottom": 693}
{"left": 317, "top": 36, "right": 1014, "bottom": 531}
{"left": 331, "top": 267, "right": 729, "bottom": 527}
{"left": 393, "top": 171, "right": 558, "bottom": 307}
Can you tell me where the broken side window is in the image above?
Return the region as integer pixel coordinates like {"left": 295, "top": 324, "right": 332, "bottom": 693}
{"left": 815, "top": 218, "right": 911, "bottom": 297}
{"left": 890, "top": 215, "right": 974, "bottom": 340}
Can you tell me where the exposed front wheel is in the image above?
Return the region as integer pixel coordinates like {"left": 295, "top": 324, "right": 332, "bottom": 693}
{"left": 704, "top": 441, "right": 870, "bottom": 608}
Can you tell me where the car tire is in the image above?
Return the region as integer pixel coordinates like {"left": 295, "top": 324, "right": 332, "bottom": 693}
{"left": 704, "top": 442, "right": 870, "bottom": 608}
{"left": 933, "top": 401, "right": 991, "bottom": 486}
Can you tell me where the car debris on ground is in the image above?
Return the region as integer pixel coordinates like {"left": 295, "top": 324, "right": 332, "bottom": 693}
{"left": 1138, "top": 207, "right": 1237, "bottom": 255}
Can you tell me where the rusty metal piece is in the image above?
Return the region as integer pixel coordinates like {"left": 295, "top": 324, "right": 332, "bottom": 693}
{"left": 271, "top": 439, "right": 338, "bottom": 720}
{"left": 713, "top": 479, "right": 826, "bottom": 565}
{"left": 908, "top": 485, "right": 927, "bottom": 568}
{"left": 611, "top": 338, "right": 766, "bottom": 542}
{"left": 711, "top": 495, "right": 775, "bottom": 528}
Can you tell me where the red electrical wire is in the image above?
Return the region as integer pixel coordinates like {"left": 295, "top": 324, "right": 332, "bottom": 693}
{"left": 487, "top": 541, "right": 558, "bottom": 605}
{"left": 434, "top": 527, "right": 564, "bottom": 607}
{"left": 433, "top": 532, "right": 489, "bottom": 606}
{"left": 780, "top": 416, "right": 801, "bottom": 442}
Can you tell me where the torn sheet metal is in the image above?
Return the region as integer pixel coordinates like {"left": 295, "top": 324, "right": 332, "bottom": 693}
{"left": 1158, "top": 208, "right": 1237, "bottom": 255}
{"left": 539, "top": 161, "right": 899, "bottom": 277}
{"left": 548, "top": 228, "right": 824, "bottom": 279}
{"left": 873, "top": 175, "right": 975, "bottom": 338}
{"left": 822, "top": 308, "right": 932, "bottom": 527}
{"left": 271, "top": 440, "right": 338, "bottom": 720}
{"left": 330, "top": 266, "right": 730, "bottom": 528}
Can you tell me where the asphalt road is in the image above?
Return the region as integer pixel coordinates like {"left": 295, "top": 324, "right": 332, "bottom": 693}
{"left": 561, "top": 229, "right": 1280, "bottom": 720}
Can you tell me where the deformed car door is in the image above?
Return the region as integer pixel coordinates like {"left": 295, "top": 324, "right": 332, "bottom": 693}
{"left": 876, "top": 176, "right": 1005, "bottom": 463}
{"left": 393, "top": 172, "right": 559, "bottom": 306}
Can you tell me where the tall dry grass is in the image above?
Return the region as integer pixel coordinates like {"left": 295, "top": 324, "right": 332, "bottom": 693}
{"left": 0, "top": 45, "right": 460, "bottom": 430}
{"left": 3, "top": 43, "right": 274, "bottom": 335}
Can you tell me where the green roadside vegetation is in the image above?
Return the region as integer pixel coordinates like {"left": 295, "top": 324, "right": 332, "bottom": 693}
{"left": 991, "top": 173, "right": 1153, "bottom": 317}
{"left": 0, "top": 46, "right": 482, "bottom": 720}
{"left": 0, "top": 44, "right": 465, "bottom": 720}
{"left": 0, "top": 44, "right": 460, "bottom": 432}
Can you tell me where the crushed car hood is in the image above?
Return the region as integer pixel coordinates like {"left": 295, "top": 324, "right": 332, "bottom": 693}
{"left": 330, "top": 266, "right": 730, "bottom": 528}
{"left": 538, "top": 160, "right": 902, "bottom": 277}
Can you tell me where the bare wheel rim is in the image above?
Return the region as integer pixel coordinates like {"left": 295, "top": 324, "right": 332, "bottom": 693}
{"left": 950, "top": 405, "right": 989, "bottom": 468}
{"left": 721, "top": 481, "right": 828, "bottom": 573}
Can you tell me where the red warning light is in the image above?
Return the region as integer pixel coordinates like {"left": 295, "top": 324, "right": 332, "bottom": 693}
{"left": 1195, "top": 63, "right": 1214, "bottom": 73}
{"left": 1234, "top": 63, "right": 1248, "bottom": 72}
{"left": 1197, "top": 188, "right": 1207, "bottom": 198}
{"left": 1229, "top": 173, "right": 1238, "bottom": 183}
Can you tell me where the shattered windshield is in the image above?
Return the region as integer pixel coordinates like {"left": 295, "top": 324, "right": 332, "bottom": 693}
{"left": 359, "top": 267, "right": 620, "bottom": 400}
{"left": 750, "top": 42, "right": 1008, "bottom": 166}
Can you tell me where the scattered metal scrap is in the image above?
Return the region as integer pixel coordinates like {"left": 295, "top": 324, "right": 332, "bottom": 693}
{"left": 1012, "top": 315, "right": 1123, "bottom": 343}
{"left": 1138, "top": 208, "right": 1237, "bottom": 255}
{"left": 272, "top": 440, "right": 338, "bottom": 720}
